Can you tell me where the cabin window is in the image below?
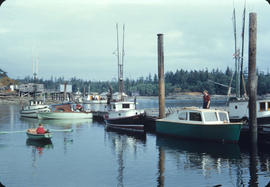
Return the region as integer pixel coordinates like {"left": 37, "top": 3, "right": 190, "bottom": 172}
{"left": 204, "top": 112, "right": 218, "bottom": 122}
{"left": 259, "top": 102, "right": 266, "bottom": 111}
{"left": 189, "top": 112, "right": 202, "bottom": 121}
{"left": 112, "top": 104, "right": 116, "bottom": 109}
{"left": 268, "top": 102, "right": 270, "bottom": 110}
{"left": 178, "top": 112, "right": 187, "bottom": 120}
{"left": 122, "top": 104, "right": 130, "bottom": 109}
{"left": 218, "top": 112, "right": 228, "bottom": 122}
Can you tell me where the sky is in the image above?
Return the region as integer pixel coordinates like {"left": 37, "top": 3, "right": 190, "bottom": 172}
{"left": 0, "top": 0, "right": 269, "bottom": 81}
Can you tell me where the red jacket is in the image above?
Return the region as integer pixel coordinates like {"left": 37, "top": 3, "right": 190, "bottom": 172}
{"left": 36, "top": 126, "right": 46, "bottom": 134}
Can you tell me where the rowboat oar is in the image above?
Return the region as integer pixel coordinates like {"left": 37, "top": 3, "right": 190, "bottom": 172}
{"left": 49, "top": 129, "right": 73, "bottom": 132}
{"left": 0, "top": 130, "right": 26, "bottom": 134}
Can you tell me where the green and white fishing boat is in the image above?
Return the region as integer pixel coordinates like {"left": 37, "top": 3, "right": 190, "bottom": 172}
{"left": 156, "top": 107, "right": 242, "bottom": 143}
{"left": 37, "top": 103, "right": 93, "bottom": 120}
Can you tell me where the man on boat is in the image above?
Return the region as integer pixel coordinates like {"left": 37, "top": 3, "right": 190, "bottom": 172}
{"left": 203, "top": 90, "right": 211, "bottom": 109}
{"left": 36, "top": 123, "right": 46, "bottom": 134}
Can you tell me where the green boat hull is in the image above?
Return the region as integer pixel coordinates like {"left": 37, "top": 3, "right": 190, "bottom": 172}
{"left": 156, "top": 120, "right": 242, "bottom": 143}
{"left": 26, "top": 132, "right": 52, "bottom": 140}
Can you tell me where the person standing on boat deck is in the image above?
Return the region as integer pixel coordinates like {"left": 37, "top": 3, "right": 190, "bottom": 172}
{"left": 36, "top": 123, "right": 46, "bottom": 134}
{"left": 203, "top": 90, "right": 211, "bottom": 109}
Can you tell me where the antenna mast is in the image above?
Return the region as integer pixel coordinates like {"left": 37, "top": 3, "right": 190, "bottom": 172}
{"left": 233, "top": 7, "right": 240, "bottom": 98}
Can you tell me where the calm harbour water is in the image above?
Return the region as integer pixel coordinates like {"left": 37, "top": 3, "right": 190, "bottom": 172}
{"left": 0, "top": 98, "right": 269, "bottom": 187}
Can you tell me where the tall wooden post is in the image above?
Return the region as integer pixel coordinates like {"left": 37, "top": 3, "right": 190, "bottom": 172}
{"left": 248, "top": 13, "right": 257, "bottom": 144}
{"left": 158, "top": 34, "right": 165, "bottom": 119}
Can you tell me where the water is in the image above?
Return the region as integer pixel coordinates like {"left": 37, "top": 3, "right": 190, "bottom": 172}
{"left": 0, "top": 99, "right": 270, "bottom": 187}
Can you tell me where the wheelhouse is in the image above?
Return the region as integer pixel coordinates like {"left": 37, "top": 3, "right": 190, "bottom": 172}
{"left": 177, "top": 109, "right": 230, "bottom": 124}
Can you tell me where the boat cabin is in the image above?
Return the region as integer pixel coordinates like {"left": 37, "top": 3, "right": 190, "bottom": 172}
{"left": 29, "top": 100, "right": 44, "bottom": 106}
{"left": 176, "top": 108, "right": 230, "bottom": 124}
{"left": 51, "top": 103, "right": 73, "bottom": 112}
{"left": 227, "top": 98, "right": 270, "bottom": 122}
{"left": 109, "top": 101, "right": 136, "bottom": 111}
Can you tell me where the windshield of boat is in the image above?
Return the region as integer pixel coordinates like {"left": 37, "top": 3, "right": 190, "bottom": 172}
{"left": 203, "top": 112, "right": 218, "bottom": 122}
{"left": 189, "top": 112, "right": 202, "bottom": 121}
{"left": 218, "top": 112, "right": 229, "bottom": 122}
{"left": 178, "top": 111, "right": 188, "bottom": 120}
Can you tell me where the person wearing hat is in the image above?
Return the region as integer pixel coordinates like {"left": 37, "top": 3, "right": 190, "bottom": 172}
{"left": 36, "top": 123, "right": 46, "bottom": 134}
{"left": 203, "top": 90, "right": 211, "bottom": 109}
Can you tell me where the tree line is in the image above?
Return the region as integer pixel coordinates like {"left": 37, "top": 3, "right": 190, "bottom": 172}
{"left": 9, "top": 67, "right": 270, "bottom": 96}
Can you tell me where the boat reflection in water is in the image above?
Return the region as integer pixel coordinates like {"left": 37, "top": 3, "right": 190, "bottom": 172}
{"left": 39, "top": 118, "right": 93, "bottom": 128}
{"left": 105, "top": 128, "right": 146, "bottom": 187}
{"left": 26, "top": 138, "right": 53, "bottom": 168}
{"left": 156, "top": 135, "right": 241, "bottom": 159}
{"left": 21, "top": 117, "right": 92, "bottom": 130}
{"left": 20, "top": 117, "right": 39, "bottom": 127}
{"left": 156, "top": 135, "right": 242, "bottom": 186}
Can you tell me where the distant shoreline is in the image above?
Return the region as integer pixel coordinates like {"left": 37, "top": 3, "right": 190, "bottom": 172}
{"left": 0, "top": 95, "right": 229, "bottom": 105}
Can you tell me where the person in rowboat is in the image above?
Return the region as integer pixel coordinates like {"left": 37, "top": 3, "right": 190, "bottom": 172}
{"left": 36, "top": 123, "right": 48, "bottom": 134}
{"left": 203, "top": 90, "right": 211, "bottom": 109}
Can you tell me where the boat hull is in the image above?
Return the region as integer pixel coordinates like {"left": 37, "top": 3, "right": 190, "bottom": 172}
{"left": 26, "top": 132, "right": 52, "bottom": 140}
{"left": 20, "top": 107, "right": 50, "bottom": 118}
{"left": 38, "top": 112, "right": 93, "bottom": 119}
{"left": 106, "top": 123, "right": 144, "bottom": 132}
{"left": 105, "top": 112, "right": 145, "bottom": 124}
{"left": 156, "top": 120, "right": 242, "bottom": 143}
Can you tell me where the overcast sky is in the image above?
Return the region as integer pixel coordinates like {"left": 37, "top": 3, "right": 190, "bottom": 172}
{"left": 0, "top": 0, "right": 269, "bottom": 81}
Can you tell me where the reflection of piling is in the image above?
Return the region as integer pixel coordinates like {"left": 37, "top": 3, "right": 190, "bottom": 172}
{"left": 157, "top": 34, "right": 165, "bottom": 119}
{"left": 157, "top": 147, "right": 165, "bottom": 187}
{"left": 248, "top": 13, "right": 257, "bottom": 144}
{"left": 249, "top": 141, "right": 258, "bottom": 186}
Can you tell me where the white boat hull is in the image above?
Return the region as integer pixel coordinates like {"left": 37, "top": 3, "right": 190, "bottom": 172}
{"left": 227, "top": 98, "right": 270, "bottom": 124}
{"left": 38, "top": 112, "right": 93, "bottom": 119}
{"left": 105, "top": 109, "right": 145, "bottom": 124}
{"left": 20, "top": 106, "right": 50, "bottom": 118}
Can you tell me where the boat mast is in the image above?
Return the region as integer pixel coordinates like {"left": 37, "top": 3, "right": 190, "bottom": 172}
{"left": 233, "top": 6, "right": 240, "bottom": 98}
{"left": 116, "top": 23, "right": 120, "bottom": 96}
{"left": 240, "top": 0, "right": 247, "bottom": 98}
{"left": 120, "top": 24, "right": 125, "bottom": 101}
{"left": 116, "top": 23, "right": 125, "bottom": 101}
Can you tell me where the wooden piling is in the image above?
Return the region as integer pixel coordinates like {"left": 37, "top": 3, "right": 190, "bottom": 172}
{"left": 248, "top": 13, "right": 257, "bottom": 144}
{"left": 157, "top": 34, "right": 165, "bottom": 119}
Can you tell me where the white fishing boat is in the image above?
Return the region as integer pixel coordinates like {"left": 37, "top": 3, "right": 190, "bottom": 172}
{"left": 20, "top": 100, "right": 50, "bottom": 118}
{"left": 38, "top": 103, "right": 93, "bottom": 120}
{"left": 227, "top": 97, "right": 270, "bottom": 124}
{"left": 104, "top": 101, "right": 145, "bottom": 125}
{"left": 104, "top": 24, "right": 144, "bottom": 130}
{"left": 226, "top": 6, "right": 270, "bottom": 124}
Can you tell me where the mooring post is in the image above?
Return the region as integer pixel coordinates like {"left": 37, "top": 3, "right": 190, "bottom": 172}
{"left": 157, "top": 33, "right": 165, "bottom": 119}
{"left": 248, "top": 12, "right": 258, "bottom": 144}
